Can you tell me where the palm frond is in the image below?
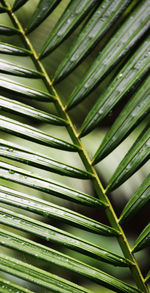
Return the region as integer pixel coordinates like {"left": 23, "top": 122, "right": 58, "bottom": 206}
{"left": 0, "top": 0, "right": 149, "bottom": 292}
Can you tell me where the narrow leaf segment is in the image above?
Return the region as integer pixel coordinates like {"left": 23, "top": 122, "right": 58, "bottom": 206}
{"left": 0, "top": 59, "right": 42, "bottom": 77}
{"left": 65, "top": 1, "right": 149, "bottom": 110}
{"left": 120, "top": 175, "right": 150, "bottom": 223}
{"left": 0, "top": 77, "right": 54, "bottom": 101}
{"left": 0, "top": 139, "right": 92, "bottom": 179}
{"left": 0, "top": 115, "right": 78, "bottom": 152}
{"left": 0, "top": 186, "right": 111, "bottom": 236}
{"left": 82, "top": 63, "right": 149, "bottom": 140}
{"left": 53, "top": 0, "right": 139, "bottom": 83}
{"left": 0, "top": 162, "right": 106, "bottom": 208}
{"left": 0, "top": 96, "right": 67, "bottom": 126}
{"left": 26, "top": 0, "right": 62, "bottom": 33}
{"left": 0, "top": 42, "right": 31, "bottom": 55}
{"left": 40, "top": 0, "right": 99, "bottom": 57}
{"left": 0, "top": 277, "right": 33, "bottom": 293}
{"left": 0, "top": 255, "right": 90, "bottom": 293}
{"left": 132, "top": 223, "right": 150, "bottom": 253}
{"left": 106, "top": 125, "right": 150, "bottom": 191}
{"left": 0, "top": 254, "right": 140, "bottom": 293}
{"left": 0, "top": 227, "right": 130, "bottom": 268}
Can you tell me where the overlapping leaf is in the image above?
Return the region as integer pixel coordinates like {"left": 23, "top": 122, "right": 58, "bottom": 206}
{"left": 0, "top": 115, "right": 78, "bottom": 151}
{"left": 133, "top": 223, "right": 150, "bottom": 252}
{"left": 82, "top": 76, "right": 149, "bottom": 157}
{"left": 0, "top": 254, "right": 91, "bottom": 293}
{"left": 0, "top": 96, "right": 67, "bottom": 125}
{"left": 26, "top": 0, "right": 62, "bottom": 33}
{"left": 40, "top": 0, "right": 100, "bottom": 57}
{"left": 53, "top": 0, "right": 139, "bottom": 83}
{"left": 0, "top": 186, "right": 109, "bottom": 235}
{"left": 120, "top": 175, "right": 150, "bottom": 223}
{"left": 0, "top": 162, "right": 105, "bottom": 208}
{"left": 81, "top": 46, "right": 150, "bottom": 139}
{"left": 0, "top": 0, "right": 149, "bottom": 292}
{"left": 64, "top": 0, "right": 149, "bottom": 109}
{"left": 0, "top": 77, "right": 54, "bottom": 101}
{"left": 0, "top": 42, "right": 31, "bottom": 55}
{"left": 106, "top": 125, "right": 150, "bottom": 191}
{"left": 0, "top": 139, "right": 93, "bottom": 179}
{"left": 0, "top": 278, "right": 33, "bottom": 293}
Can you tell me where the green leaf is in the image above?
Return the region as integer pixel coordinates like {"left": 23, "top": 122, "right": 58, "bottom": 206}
{"left": 0, "top": 25, "right": 19, "bottom": 35}
{"left": 40, "top": 0, "right": 99, "bottom": 57}
{"left": 0, "top": 162, "right": 107, "bottom": 208}
{"left": 0, "top": 277, "right": 33, "bottom": 293}
{"left": 13, "top": 0, "right": 29, "bottom": 12}
{"left": 88, "top": 73, "right": 150, "bottom": 159}
{"left": 132, "top": 223, "right": 150, "bottom": 252}
{"left": 0, "top": 59, "right": 42, "bottom": 77}
{"left": 54, "top": 0, "right": 138, "bottom": 83}
{"left": 65, "top": 1, "right": 149, "bottom": 110}
{"left": 0, "top": 115, "right": 78, "bottom": 152}
{"left": 0, "top": 139, "right": 93, "bottom": 179}
{"left": 0, "top": 253, "right": 140, "bottom": 293}
{"left": 0, "top": 96, "right": 67, "bottom": 125}
{"left": 0, "top": 225, "right": 130, "bottom": 267}
{"left": 0, "top": 42, "right": 31, "bottom": 55}
{"left": 0, "top": 254, "right": 90, "bottom": 293}
{"left": 145, "top": 271, "right": 150, "bottom": 283}
{"left": 0, "top": 77, "right": 54, "bottom": 101}
{"left": 27, "top": 0, "right": 62, "bottom": 34}
{"left": 0, "top": 186, "right": 110, "bottom": 235}
{"left": 119, "top": 175, "right": 150, "bottom": 223}
{"left": 106, "top": 125, "right": 150, "bottom": 191}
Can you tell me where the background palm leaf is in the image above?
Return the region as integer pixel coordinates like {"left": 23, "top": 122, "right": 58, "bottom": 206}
{"left": 0, "top": 0, "right": 149, "bottom": 292}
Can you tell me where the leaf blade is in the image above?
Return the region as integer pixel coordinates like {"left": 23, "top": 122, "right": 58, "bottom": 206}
{"left": 0, "top": 115, "right": 78, "bottom": 152}
{"left": 132, "top": 223, "right": 150, "bottom": 252}
{"left": 0, "top": 162, "right": 106, "bottom": 209}
{"left": 0, "top": 77, "right": 54, "bottom": 101}
{"left": 40, "top": 0, "right": 99, "bottom": 57}
{"left": 0, "top": 96, "right": 67, "bottom": 126}
{"left": 54, "top": 0, "right": 139, "bottom": 83}
{"left": 106, "top": 125, "right": 150, "bottom": 191}
{"left": 65, "top": 1, "right": 149, "bottom": 110}
{"left": 119, "top": 175, "right": 150, "bottom": 223}
{"left": 27, "top": 0, "right": 62, "bottom": 34}
{"left": 0, "top": 185, "right": 111, "bottom": 236}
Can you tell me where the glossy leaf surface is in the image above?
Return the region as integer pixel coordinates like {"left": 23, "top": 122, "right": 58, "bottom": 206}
{"left": 0, "top": 162, "right": 106, "bottom": 208}
{"left": 40, "top": 0, "right": 99, "bottom": 57}
{"left": 27, "top": 0, "right": 62, "bottom": 33}
{"left": 65, "top": 1, "right": 149, "bottom": 109}
{"left": 0, "top": 226, "right": 129, "bottom": 267}
{"left": 0, "top": 254, "right": 140, "bottom": 293}
{"left": 133, "top": 223, "right": 150, "bottom": 252}
{"left": 0, "top": 186, "right": 109, "bottom": 235}
{"left": 89, "top": 71, "right": 150, "bottom": 160}
{"left": 0, "top": 42, "right": 31, "bottom": 55}
{"left": 0, "top": 139, "right": 92, "bottom": 179}
{"left": 0, "top": 96, "right": 67, "bottom": 125}
{"left": 54, "top": 0, "right": 137, "bottom": 83}
{"left": 0, "top": 77, "right": 54, "bottom": 101}
{"left": 0, "top": 59, "right": 42, "bottom": 77}
{"left": 0, "top": 255, "right": 90, "bottom": 293}
{"left": 0, "top": 115, "right": 78, "bottom": 152}
{"left": 107, "top": 126, "right": 150, "bottom": 191}
{"left": 120, "top": 175, "right": 150, "bottom": 223}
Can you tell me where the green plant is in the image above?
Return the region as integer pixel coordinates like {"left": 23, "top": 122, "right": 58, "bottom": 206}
{"left": 0, "top": 0, "right": 149, "bottom": 292}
